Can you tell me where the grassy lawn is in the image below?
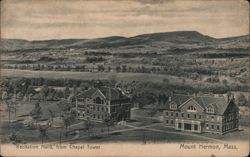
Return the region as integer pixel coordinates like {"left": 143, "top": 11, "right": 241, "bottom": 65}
{"left": 0, "top": 100, "right": 61, "bottom": 121}
{"left": 72, "top": 129, "right": 209, "bottom": 143}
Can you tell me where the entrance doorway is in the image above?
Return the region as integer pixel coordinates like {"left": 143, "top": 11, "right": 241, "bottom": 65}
{"left": 184, "top": 123, "right": 192, "bottom": 130}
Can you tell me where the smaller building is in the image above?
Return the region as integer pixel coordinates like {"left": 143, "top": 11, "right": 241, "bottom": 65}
{"left": 76, "top": 87, "right": 131, "bottom": 122}
{"left": 163, "top": 94, "right": 239, "bottom": 134}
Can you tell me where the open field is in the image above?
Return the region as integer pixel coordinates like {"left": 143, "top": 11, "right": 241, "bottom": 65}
{"left": 1, "top": 69, "right": 188, "bottom": 83}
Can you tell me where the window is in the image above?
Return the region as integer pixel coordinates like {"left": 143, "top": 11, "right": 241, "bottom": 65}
{"left": 166, "top": 120, "right": 169, "bottom": 124}
{"left": 194, "top": 114, "right": 196, "bottom": 119}
{"left": 166, "top": 111, "right": 168, "bottom": 116}
{"left": 211, "top": 125, "right": 214, "bottom": 129}
{"left": 206, "top": 123, "right": 209, "bottom": 129}
{"left": 178, "top": 123, "right": 181, "bottom": 128}
{"left": 207, "top": 106, "right": 214, "bottom": 113}
{"left": 171, "top": 112, "right": 173, "bottom": 117}
{"left": 199, "top": 115, "right": 202, "bottom": 119}
{"left": 187, "top": 114, "right": 190, "bottom": 118}
{"left": 97, "top": 106, "right": 99, "bottom": 111}
{"left": 182, "top": 113, "right": 184, "bottom": 117}
{"left": 170, "top": 104, "right": 177, "bottom": 110}
{"left": 95, "top": 97, "right": 102, "bottom": 104}
{"left": 187, "top": 105, "right": 197, "bottom": 112}
{"left": 171, "top": 120, "right": 173, "bottom": 124}
{"left": 211, "top": 116, "right": 214, "bottom": 121}
{"left": 217, "top": 125, "right": 220, "bottom": 130}
{"left": 176, "top": 113, "right": 178, "bottom": 117}
{"left": 194, "top": 124, "right": 198, "bottom": 131}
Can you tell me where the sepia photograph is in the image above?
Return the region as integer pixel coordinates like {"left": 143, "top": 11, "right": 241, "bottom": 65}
{"left": 0, "top": 0, "right": 249, "bottom": 156}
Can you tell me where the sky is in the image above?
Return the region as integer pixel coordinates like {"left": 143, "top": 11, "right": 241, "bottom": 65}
{"left": 1, "top": 0, "right": 249, "bottom": 40}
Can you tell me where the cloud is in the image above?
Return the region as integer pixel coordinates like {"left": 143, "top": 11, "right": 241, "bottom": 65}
{"left": 1, "top": 0, "right": 248, "bottom": 40}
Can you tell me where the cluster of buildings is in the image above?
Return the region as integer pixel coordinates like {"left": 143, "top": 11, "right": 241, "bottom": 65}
{"left": 75, "top": 86, "right": 239, "bottom": 134}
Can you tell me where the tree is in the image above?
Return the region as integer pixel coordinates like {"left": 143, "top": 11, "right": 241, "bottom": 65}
{"left": 162, "top": 78, "right": 169, "bottom": 84}
{"left": 122, "top": 65, "right": 127, "bottom": 72}
{"left": 40, "top": 84, "right": 49, "bottom": 101}
{"left": 85, "top": 117, "right": 94, "bottom": 137}
{"left": 26, "top": 85, "right": 35, "bottom": 101}
{"left": 161, "top": 93, "right": 168, "bottom": 105}
{"left": 37, "top": 121, "right": 51, "bottom": 143}
{"left": 62, "top": 109, "right": 77, "bottom": 137}
{"left": 103, "top": 116, "right": 113, "bottom": 135}
{"left": 237, "top": 93, "right": 247, "bottom": 106}
{"left": 5, "top": 100, "right": 14, "bottom": 123}
{"left": 48, "top": 109, "right": 55, "bottom": 123}
{"left": 181, "top": 78, "right": 186, "bottom": 85}
{"left": 30, "top": 101, "right": 42, "bottom": 123}
{"left": 148, "top": 108, "right": 157, "bottom": 120}
{"left": 115, "top": 65, "right": 121, "bottom": 72}
{"left": 54, "top": 90, "right": 64, "bottom": 99}
{"left": 97, "top": 65, "right": 105, "bottom": 72}
{"left": 109, "top": 75, "right": 117, "bottom": 87}
{"left": 107, "top": 66, "right": 112, "bottom": 72}
{"left": 62, "top": 116, "right": 71, "bottom": 137}
{"left": 64, "top": 86, "right": 70, "bottom": 99}
{"left": 57, "top": 100, "right": 70, "bottom": 113}
{"left": 78, "top": 82, "right": 91, "bottom": 91}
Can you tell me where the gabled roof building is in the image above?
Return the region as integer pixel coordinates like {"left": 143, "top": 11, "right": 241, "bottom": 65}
{"left": 76, "top": 87, "right": 131, "bottom": 122}
{"left": 163, "top": 94, "right": 239, "bottom": 134}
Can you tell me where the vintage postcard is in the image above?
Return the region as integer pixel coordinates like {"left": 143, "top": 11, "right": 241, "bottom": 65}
{"left": 0, "top": 0, "right": 249, "bottom": 156}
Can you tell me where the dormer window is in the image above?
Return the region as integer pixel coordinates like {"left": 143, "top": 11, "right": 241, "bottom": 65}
{"left": 207, "top": 107, "right": 214, "bottom": 113}
{"left": 95, "top": 97, "right": 102, "bottom": 104}
{"left": 170, "top": 103, "right": 177, "bottom": 110}
{"left": 187, "top": 105, "right": 196, "bottom": 112}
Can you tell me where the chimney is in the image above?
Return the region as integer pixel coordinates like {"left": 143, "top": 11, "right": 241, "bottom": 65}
{"left": 169, "top": 96, "right": 172, "bottom": 102}
{"left": 193, "top": 93, "right": 197, "bottom": 97}
{"left": 171, "top": 91, "right": 174, "bottom": 97}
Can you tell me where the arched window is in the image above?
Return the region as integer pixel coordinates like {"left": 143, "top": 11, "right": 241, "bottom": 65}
{"left": 95, "top": 97, "right": 102, "bottom": 104}
{"left": 187, "top": 105, "right": 196, "bottom": 112}
{"left": 207, "top": 107, "right": 214, "bottom": 113}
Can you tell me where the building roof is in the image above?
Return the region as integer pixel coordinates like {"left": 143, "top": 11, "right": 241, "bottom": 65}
{"left": 78, "top": 88, "right": 97, "bottom": 98}
{"left": 192, "top": 96, "right": 229, "bottom": 115}
{"left": 166, "top": 94, "right": 237, "bottom": 115}
{"left": 77, "top": 86, "right": 129, "bottom": 100}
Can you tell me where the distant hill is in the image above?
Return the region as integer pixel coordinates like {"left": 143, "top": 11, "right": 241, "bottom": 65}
{"left": 0, "top": 31, "right": 248, "bottom": 51}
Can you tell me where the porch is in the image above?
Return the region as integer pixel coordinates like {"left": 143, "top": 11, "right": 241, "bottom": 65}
{"left": 175, "top": 119, "right": 202, "bottom": 133}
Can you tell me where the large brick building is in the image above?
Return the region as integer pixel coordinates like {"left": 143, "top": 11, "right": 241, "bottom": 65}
{"left": 75, "top": 87, "right": 131, "bottom": 122}
{"left": 163, "top": 94, "right": 239, "bottom": 134}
